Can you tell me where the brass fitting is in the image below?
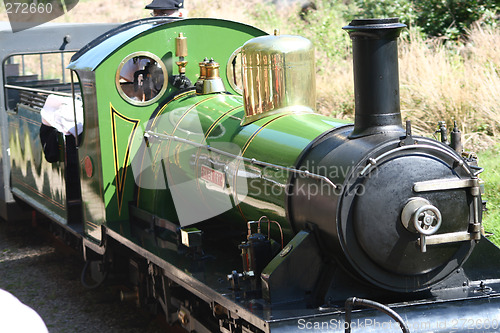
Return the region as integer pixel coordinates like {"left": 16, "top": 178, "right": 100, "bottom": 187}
{"left": 175, "top": 32, "right": 188, "bottom": 58}
{"left": 195, "top": 58, "right": 210, "bottom": 93}
{"left": 175, "top": 33, "right": 188, "bottom": 75}
{"left": 176, "top": 60, "right": 188, "bottom": 74}
{"left": 200, "top": 58, "right": 225, "bottom": 94}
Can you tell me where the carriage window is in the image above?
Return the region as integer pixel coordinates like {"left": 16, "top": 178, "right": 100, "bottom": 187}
{"left": 116, "top": 52, "right": 167, "bottom": 106}
{"left": 3, "top": 52, "right": 76, "bottom": 111}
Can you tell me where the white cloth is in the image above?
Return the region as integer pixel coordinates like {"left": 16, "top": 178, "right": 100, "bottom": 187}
{"left": 0, "top": 289, "right": 48, "bottom": 333}
{"left": 41, "top": 94, "right": 83, "bottom": 137}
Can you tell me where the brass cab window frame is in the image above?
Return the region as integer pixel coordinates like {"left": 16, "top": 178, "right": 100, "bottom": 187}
{"left": 115, "top": 51, "right": 168, "bottom": 106}
{"left": 225, "top": 47, "right": 243, "bottom": 95}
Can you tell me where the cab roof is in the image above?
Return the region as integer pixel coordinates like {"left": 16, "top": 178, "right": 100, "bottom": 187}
{"left": 67, "top": 17, "right": 265, "bottom": 72}
{"left": 68, "top": 17, "right": 178, "bottom": 71}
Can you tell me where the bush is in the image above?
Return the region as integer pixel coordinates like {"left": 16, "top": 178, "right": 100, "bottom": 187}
{"left": 414, "top": 0, "right": 498, "bottom": 39}
{"left": 355, "top": 0, "right": 498, "bottom": 40}
{"left": 353, "top": 0, "right": 417, "bottom": 29}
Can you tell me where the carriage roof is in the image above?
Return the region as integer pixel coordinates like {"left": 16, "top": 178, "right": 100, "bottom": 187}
{"left": 0, "top": 21, "right": 118, "bottom": 59}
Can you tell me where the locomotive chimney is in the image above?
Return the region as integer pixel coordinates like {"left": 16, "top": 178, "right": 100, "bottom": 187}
{"left": 343, "top": 18, "right": 406, "bottom": 138}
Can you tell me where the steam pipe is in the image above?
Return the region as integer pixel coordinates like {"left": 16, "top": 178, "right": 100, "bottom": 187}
{"left": 343, "top": 18, "right": 406, "bottom": 138}
{"left": 344, "top": 297, "right": 410, "bottom": 333}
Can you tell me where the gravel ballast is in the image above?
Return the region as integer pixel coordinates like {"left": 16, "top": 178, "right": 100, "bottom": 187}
{"left": 0, "top": 220, "right": 167, "bottom": 333}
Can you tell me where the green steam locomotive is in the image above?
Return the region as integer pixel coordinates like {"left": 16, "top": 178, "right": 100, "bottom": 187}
{"left": 1, "top": 16, "right": 500, "bottom": 333}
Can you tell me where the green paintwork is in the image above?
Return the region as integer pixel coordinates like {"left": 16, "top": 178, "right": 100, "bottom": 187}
{"left": 137, "top": 90, "right": 349, "bottom": 241}
{"left": 67, "top": 24, "right": 157, "bottom": 72}
{"left": 68, "top": 18, "right": 268, "bottom": 240}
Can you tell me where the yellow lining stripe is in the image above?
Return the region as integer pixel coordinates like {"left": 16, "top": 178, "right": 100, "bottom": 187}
{"left": 232, "top": 113, "right": 291, "bottom": 221}
{"left": 110, "top": 104, "right": 140, "bottom": 214}
{"left": 194, "top": 105, "right": 244, "bottom": 207}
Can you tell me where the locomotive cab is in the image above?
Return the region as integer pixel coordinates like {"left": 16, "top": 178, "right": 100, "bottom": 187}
{"left": 67, "top": 17, "right": 267, "bottom": 241}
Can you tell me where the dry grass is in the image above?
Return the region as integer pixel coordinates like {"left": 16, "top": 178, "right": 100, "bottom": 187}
{"left": 399, "top": 27, "right": 500, "bottom": 149}
{"left": 54, "top": 0, "right": 146, "bottom": 23}
{"left": 189, "top": 0, "right": 264, "bottom": 24}
{"left": 0, "top": 0, "right": 272, "bottom": 25}
{"left": 0, "top": 0, "right": 147, "bottom": 23}
{"left": 314, "top": 25, "right": 500, "bottom": 151}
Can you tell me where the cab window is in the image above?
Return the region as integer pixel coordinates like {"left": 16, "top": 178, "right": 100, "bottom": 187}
{"left": 116, "top": 52, "right": 167, "bottom": 106}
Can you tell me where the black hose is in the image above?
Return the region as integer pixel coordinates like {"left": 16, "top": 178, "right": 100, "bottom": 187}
{"left": 80, "top": 260, "right": 108, "bottom": 290}
{"left": 344, "top": 297, "right": 410, "bottom": 333}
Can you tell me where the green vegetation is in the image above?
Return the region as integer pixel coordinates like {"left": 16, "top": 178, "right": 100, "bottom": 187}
{"left": 478, "top": 147, "right": 500, "bottom": 245}
{"left": 411, "top": 0, "right": 497, "bottom": 39}
{"left": 354, "top": 0, "right": 498, "bottom": 40}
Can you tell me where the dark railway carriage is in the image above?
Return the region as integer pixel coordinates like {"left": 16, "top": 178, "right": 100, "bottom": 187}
{"left": 2, "top": 16, "right": 500, "bottom": 333}
{"left": 0, "top": 21, "right": 118, "bottom": 223}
